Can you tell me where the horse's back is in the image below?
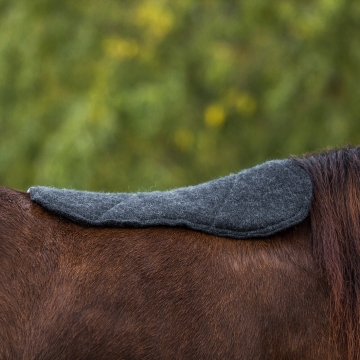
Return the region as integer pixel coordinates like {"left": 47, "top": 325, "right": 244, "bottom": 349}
{"left": 0, "top": 186, "right": 334, "bottom": 359}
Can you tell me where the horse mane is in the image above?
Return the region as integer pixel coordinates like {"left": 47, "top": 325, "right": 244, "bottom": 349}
{"left": 294, "top": 146, "right": 360, "bottom": 360}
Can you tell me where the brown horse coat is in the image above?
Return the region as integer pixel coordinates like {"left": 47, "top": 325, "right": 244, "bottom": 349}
{"left": 0, "top": 187, "right": 333, "bottom": 359}
{"left": 2, "top": 146, "right": 360, "bottom": 359}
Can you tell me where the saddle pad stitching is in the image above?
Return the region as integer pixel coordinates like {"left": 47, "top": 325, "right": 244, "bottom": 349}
{"left": 210, "top": 175, "right": 236, "bottom": 229}
{"left": 91, "top": 161, "right": 305, "bottom": 228}
{"left": 86, "top": 202, "right": 308, "bottom": 232}
{"left": 96, "top": 175, "right": 237, "bottom": 229}
{"left": 32, "top": 193, "right": 306, "bottom": 232}
{"left": 29, "top": 159, "right": 313, "bottom": 239}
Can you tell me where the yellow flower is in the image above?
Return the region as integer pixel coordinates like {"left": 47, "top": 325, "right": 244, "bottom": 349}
{"left": 235, "top": 93, "right": 257, "bottom": 116}
{"left": 204, "top": 105, "right": 226, "bottom": 128}
{"left": 103, "top": 38, "right": 139, "bottom": 60}
{"left": 174, "top": 129, "right": 194, "bottom": 151}
{"left": 136, "top": 2, "right": 174, "bottom": 41}
{"left": 224, "top": 88, "right": 257, "bottom": 116}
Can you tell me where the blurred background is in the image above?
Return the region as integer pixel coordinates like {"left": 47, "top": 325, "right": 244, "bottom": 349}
{"left": 0, "top": 0, "right": 359, "bottom": 191}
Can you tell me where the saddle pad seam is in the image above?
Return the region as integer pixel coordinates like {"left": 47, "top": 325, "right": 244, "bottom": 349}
{"left": 210, "top": 175, "right": 237, "bottom": 229}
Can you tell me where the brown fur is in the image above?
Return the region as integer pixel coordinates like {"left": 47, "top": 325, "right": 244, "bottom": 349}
{"left": 1, "top": 147, "right": 356, "bottom": 359}
{"left": 295, "top": 146, "right": 360, "bottom": 360}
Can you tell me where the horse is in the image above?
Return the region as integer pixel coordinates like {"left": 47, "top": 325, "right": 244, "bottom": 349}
{"left": 0, "top": 146, "right": 359, "bottom": 359}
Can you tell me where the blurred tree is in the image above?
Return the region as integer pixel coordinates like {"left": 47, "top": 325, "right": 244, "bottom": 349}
{"left": 0, "top": 0, "right": 360, "bottom": 191}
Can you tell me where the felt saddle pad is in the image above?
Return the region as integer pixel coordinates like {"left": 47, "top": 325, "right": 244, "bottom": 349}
{"left": 29, "top": 159, "right": 312, "bottom": 239}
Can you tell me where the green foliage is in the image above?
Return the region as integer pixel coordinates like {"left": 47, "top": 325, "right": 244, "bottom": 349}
{"left": 0, "top": 0, "right": 360, "bottom": 191}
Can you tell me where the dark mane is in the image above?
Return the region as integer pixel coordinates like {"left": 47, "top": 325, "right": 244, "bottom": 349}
{"left": 294, "top": 146, "right": 360, "bottom": 360}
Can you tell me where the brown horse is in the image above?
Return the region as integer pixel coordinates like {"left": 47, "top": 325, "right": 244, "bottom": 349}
{"left": 0, "top": 146, "right": 359, "bottom": 359}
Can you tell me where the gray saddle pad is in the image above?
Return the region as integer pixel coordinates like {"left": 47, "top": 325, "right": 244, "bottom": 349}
{"left": 29, "top": 159, "right": 312, "bottom": 239}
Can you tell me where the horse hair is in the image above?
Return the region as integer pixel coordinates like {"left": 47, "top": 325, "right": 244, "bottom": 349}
{"left": 2, "top": 146, "right": 360, "bottom": 359}
{"left": 294, "top": 146, "right": 360, "bottom": 360}
{"left": 0, "top": 180, "right": 331, "bottom": 359}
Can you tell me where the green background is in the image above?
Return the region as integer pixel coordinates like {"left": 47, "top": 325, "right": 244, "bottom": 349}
{"left": 0, "top": 0, "right": 359, "bottom": 191}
